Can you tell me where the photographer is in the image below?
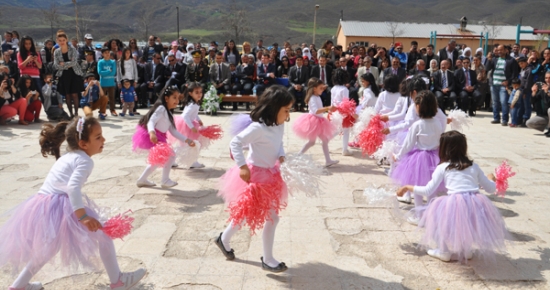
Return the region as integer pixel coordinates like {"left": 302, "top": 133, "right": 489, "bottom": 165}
{"left": 526, "top": 71, "right": 550, "bottom": 137}
{"left": 16, "top": 74, "right": 42, "bottom": 122}
{"left": 16, "top": 36, "right": 43, "bottom": 100}
{"left": 81, "top": 73, "right": 108, "bottom": 119}
{"left": 0, "top": 73, "right": 27, "bottom": 125}
{"left": 42, "top": 73, "right": 69, "bottom": 121}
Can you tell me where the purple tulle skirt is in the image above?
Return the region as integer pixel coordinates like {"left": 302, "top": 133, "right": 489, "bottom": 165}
{"left": 229, "top": 114, "right": 253, "bottom": 137}
{"left": 132, "top": 125, "right": 167, "bottom": 152}
{"left": 391, "top": 149, "right": 440, "bottom": 188}
{"left": 419, "top": 192, "right": 509, "bottom": 261}
{"left": 293, "top": 114, "right": 336, "bottom": 141}
{"left": 0, "top": 194, "right": 110, "bottom": 274}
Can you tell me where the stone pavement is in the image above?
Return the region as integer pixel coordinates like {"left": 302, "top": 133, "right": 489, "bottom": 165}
{"left": 1, "top": 108, "right": 549, "bottom": 290}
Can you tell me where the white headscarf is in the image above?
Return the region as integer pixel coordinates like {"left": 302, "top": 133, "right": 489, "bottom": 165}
{"left": 462, "top": 47, "right": 472, "bottom": 61}
{"left": 475, "top": 47, "right": 486, "bottom": 64}
{"left": 302, "top": 48, "right": 312, "bottom": 59}
{"left": 184, "top": 44, "right": 195, "bottom": 63}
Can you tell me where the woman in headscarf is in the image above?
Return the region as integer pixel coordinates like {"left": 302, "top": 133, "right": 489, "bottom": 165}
{"left": 475, "top": 47, "right": 486, "bottom": 64}
{"left": 462, "top": 47, "right": 472, "bottom": 67}
{"left": 427, "top": 59, "right": 439, "bottom": 76}
{"left": 183, "top": 44, "right": 195, "bottom": 63}
{"left": 302, "top": 47, "right": 312, "bottom": 60}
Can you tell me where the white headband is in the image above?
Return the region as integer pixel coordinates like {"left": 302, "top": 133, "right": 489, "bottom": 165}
{"left": 76, "top": 117, "right": 85, "bottom": 140}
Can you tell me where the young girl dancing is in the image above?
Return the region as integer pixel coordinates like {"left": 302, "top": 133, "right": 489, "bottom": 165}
{"left": 390, "top": 91, "right": 445, "bottom": 218}
{"left": 133, "top": 86, "right": 196, "bottom": 188}
{"left": 0, "top": 117, "right": 146, "bottom": 290}
{"left": 397, "top": 131, "right": 508, "bottom": 262}
{"left": 215, "top": 85, "right": 293, "bottom": 273}
{"left": 373, "top": 74, "right": 402, "bottom": 115}
{"left": 357, "top": 73, "right": 380, "bottom": 110}
{"left": 293, "top": 77, "right": 338, "bottom": 167}
{"left": 331, "top": 68, "right": 353, "bottom": 156}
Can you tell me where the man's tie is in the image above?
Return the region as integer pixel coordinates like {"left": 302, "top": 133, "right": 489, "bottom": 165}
{"left": 264, "top": 65, "right": 267, "bottom": 73}
{"left": 297, "top": 67, "right": 301, "bottom": 79}
{"left": 321, "top": 67, "right": 325, "bottom": 83}
{"left": 442, "top": 71, "right": 447, "bottom": 89}
{"left": 366, "top": 68, "right": 370, "bottom": 74}
{"left": 218, "top": 64, "right": 222, "bottom": 81}
{"left": 464, "top": 69, "right": 469, "bottom": 88}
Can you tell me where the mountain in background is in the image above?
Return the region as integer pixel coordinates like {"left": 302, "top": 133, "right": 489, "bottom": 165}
{"left": 0, "top": 0, "right": 549, "bottom": 47}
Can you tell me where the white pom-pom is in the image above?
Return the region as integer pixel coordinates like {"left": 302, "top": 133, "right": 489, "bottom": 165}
{"left": 197, "top": 135, "right": 212, "bottom": 150}
{"left": 174, "top": 141, "right": 201, "bottom": 168}
{"left": 280, "top": 153, "right": 325, "bottom": 197}
{"left": 330, "top": 111, "right": 344, "bottom": 134}
{"left": 448, "top": 109, "right": 472, "bottom": 131}
{"left": 372, "top": 140, "right": 399, "bottom": 161}
{"left": 353, "top": 107, "right": 376, "bottom": 136}
{"left": 363, "top": 183, "right": 397, "bottom": 206}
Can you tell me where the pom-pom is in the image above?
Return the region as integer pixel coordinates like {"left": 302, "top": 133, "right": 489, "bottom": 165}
{"left": 372, "top": 140, "right": 399, "bottom": 161}
{"left": 102, "top": 210, "right": 135, "bottom": 240}
{"left": 280, "top": 153, "right": 325, "bottom": 197}
{"left": 357, "top": 114, "right": 386, "bottom": 156}
{"left": 495, "top": 160, "right": 516, "bottom": 197}
{"left": 174, "top": 142, "right": 202, "bottom": 168}
{"left": 353, "top": 107, "right": 376, "bottom": 136}
{"left": 336, "top": 99, "right": 357, "bottom": 118}
{"left": 147, "top": 142, "right": 174, "bottom": 166}
{"left": 229, "top": 114, "right": 253, "bottom": 137}
{"left": 199, "top": 125, "right": 223, "bottom": 140}
{"left": 328, "top": 111, "right": 344, "bottom": 133}
{"left": 363, "top": 183, "right": 398, "bottom": 207}
{"left": 448, "top": 109, "right": 472, "bottom": 131}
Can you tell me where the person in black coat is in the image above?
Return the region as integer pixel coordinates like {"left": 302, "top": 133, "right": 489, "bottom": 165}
{"left": 184, "top": 50, "right": 208, "bottom": 91}
{"left": 432, "top": 59, "right": 457, "bottom": 113}
{"left": 255, "top": 54, "right": 276, "bottom": 96}
{"left": 438, "top": 39, "right": 459, "bottom": 70}
{"left": 383, "top": 57, "right": 407, "bottom": 83}
{"left": 139, "top": 53, "right": 165, "bottom": 104}
{"left": 309, "top": 55, "right": 333, "bottom": 106}
{"left": 164, "top": 54, "right": 187, "bottom": 91}
{"left": 288, "top": 56, "right": 310, "bottom": 111}
{"left": 454, "top": 58, "right": 480, "bottom": 116}
{"left": 141, "top": 35, "right": 163, "bottom": 63}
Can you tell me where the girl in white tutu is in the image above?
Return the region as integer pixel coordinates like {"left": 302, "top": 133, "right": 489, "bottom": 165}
{"left": 397, "top": 131, "right": 509, "bottom": 262}
{"left": 0, "top": 117, "right": 146, "bottom": 290}
{"left": 293, "top": 77, "right": 339, "bottom": 167}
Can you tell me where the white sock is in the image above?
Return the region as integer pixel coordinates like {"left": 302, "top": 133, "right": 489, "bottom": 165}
{"left": 321, "top": 138, "right": 332, "bottom": 163}
{"left": 138, "top": 164, "right": 157, "bottom": 182}
{"left": 342, "top": 128, "right": 350, "bottom": 151}
{"left": 221, "top": 221, "right": 242, "bottom": 252}
{"left": 11, "top": 267, "right": 34, "bottom": 289}
{"left": 262, "top": 210, "right": 280, "bottom": 268}
{"left": 299, "top": 139, "right": 316, "bottom": 155}
{"left": 98, "top": 233, "right": 121, "bottom": 284}
{"left": 161, "top": 155, "right": 176, "bottom": 183}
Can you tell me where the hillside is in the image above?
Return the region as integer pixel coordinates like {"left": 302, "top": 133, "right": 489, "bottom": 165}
{"left": 0, "top": 0, "right": 549, "bottom": 46}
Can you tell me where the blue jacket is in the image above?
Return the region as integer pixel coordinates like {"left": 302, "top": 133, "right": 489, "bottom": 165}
{"left": 389, "top": 47, "right": 407, "bottom": 69}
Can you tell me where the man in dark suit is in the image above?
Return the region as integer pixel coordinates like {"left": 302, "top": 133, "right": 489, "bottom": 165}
{"left": 209, "top": 52, "right": 231, "bottom": 94}
{"left": 384, "top": 57, "right": 407, "bottom": 83}
{"left": 255, "top": 54, "right": 276, "bottom": 96}
{"left": 422, "top": 44, "right": 439, "bottom": 69}
{"left": 139, "top": 53, "right": 165, "bottom": 104}
{"left": 310, "top": 55, "right": 333, "bottom": 106}
{"left": 237, "top": 54, "right": 255, "bottom": 95}
{"left": 288, "top": 56, "right": 310, "bottom": 111}
{"left": 184, "top": 50, "right": 208, "bottom": 91}
{"left": 438, "top": 39, "right": 459, "bottom": 70}
{"left": 454, "top": 58, "right": 481, "bottom": 116}
{"left": 432, "top": 59, "right": 457, "bottom": 113}
{"left": 164, "top": 54, "right": 187, "bottom": 91}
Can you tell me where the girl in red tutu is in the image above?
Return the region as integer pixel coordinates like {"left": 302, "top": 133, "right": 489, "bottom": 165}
{"left": 133, "top": 86, "right": 196, "bottom": 188}
{"left": 397, "top": 131, "right": 509, "bottom": 262}
{"left": 293, "top": 77, "right": 339, "bottom": 167}
{"left": 0, "top": 117, "right": 146, "bottom": 290}
{"left": 215, "top": 85, "right": 294, "bottom": 273}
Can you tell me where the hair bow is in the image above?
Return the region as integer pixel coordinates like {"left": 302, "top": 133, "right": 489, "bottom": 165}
{"left": 76, "top": 117, "right": 85, "bottom": 140}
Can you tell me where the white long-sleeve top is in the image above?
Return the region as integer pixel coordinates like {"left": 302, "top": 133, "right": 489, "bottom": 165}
{"left": 147, "top": 105, "right": 188, "bottom": 142}
{"left": 396, "top": 118, "right": 444, "bottom": 160}
{"left": 330, "top": 85, "right": 349, "bottom": 106}
{"left": 389, "top": 104, "right": 447, "bottom": 134}
{"left": 308, "top": 95, "right": 324, "bottom": 117}
{"left": 359, "top": 87, "right": 377, "bottom": 108}
{"left": 414, "top": 162, "right": 496, "bottom": 196}
{"left": 230, "top": 122, "right": 285, "bottom": 168}
{"left": 182, "top": 102, "right": 202, "bottom": 129}
{"left": 386, "top": 96, "right": 411, "bottom": 121}
{"left": 374, "top": 91, "right": 401, "bottom": 115}
{"left": 39, "top": 150, "right": 93, "bottom": 211}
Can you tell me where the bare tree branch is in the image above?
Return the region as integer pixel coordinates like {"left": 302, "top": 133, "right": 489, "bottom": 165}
{"left": 221, "top": 0, "right": 251, "bottom": 43}
{"left": 41, "top": 2, "right": 61, "bottom": 40}
{"left": 386, "top": 22, "right": 404, "bottom": 43}
{"left": 482, "top": 16, "right": 502, "bottom": 46}
{"left": 78, "top": 5, "right": 94, "bottom": 35}
{"left": 138, "top": 9, "right": 155, "bottom": 42}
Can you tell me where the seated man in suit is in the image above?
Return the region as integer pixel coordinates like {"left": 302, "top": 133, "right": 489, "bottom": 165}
{"left": 139, "top": 52, "right": 165, "bottom": 104}
{"left": 432, "top": 59, "right": 457, "bottom": 113}
{"left": 454, "top": 57, "right": 480, "bottom": 116}
{"left": 288, "top": 56, "right": 310, "bottom": 111}
{"left": 310, "top": 55, "right": 333, "bottom": 106}
{"left": 255, "top": 54, "right": 276, "bottom": 97}
{"left": 209, "top": 51, "right": 231, "bottom": 109}
{"left": 355, "top": 56, "right": 378, "bottom": 100}
{"left": 383, "top": 57, "right": 407, "bottom": 84}
{"left": 164, "top": 54, "right": 187, "bottom": 91}
{"left": 184, "top": 50, "right": 208, "bottom": 91}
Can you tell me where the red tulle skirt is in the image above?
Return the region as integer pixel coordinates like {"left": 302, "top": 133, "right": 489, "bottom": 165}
{"left": 293, "top": 113, "right": 336, "bottom": 141}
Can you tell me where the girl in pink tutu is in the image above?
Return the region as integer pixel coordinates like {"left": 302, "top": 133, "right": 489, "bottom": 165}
{"left": 133, "top": 86, "right": 196, "bottom": 188}
{"left": 0, "top": 117, "right": 146, "bottom": 290}
{"left": 397, "top": 131, "right": 509, "bottom": 262}
{"left": 293, "top": 77, "right": 339, "bottom": 167}
{"left": 390, "top": 91, "right": 445, "bottom": 222}
{"left": 215, "top": 85, "right": 293, "bottom": 273}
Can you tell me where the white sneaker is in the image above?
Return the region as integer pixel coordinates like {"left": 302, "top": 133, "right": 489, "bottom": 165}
{"left": 136, "top": 179, "right": 156, "bottom": 188}
{"left": 407, "top": 216, "right": 419, "bottom": 226}
{"left": 427, "top": 249, "right": 451, "bottom": 262}
{"left": 161, "top": 180, "right": 178, "bottom": 188}
{"left": 342, "top": 150, "right": 352, "bottom": 156}
{"left": 190, "top": 161, "right": 205, "bottom": 169}
{"left": 396, "top": 194, "right": 411, "bottom": 204}
{"left": 9, "top": 282, "right": 44, "bottom": 290}
{"left": 324, "top": 160, "right": 339, "bottom": 167}
{"left": 110, "top": 268, "right": 147, "bottom": 290}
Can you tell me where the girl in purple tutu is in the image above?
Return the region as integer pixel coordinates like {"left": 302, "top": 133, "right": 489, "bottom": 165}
{"left": 397, "top": 131, "right": 508, "bottom": 262}
{"left": 133, "top": 86, "right": 196, "bottom": 188}
{"left": 0, "top": 117, "right": 146, "bottom": 290}
{"left": 215, "top": 85, "right": 293, "bottom": 273}
{"left": 390, "top": 91, "right": 445, "bottom": 221}
{"left": 293, "top": 77, "right": 339, "bottom": 167}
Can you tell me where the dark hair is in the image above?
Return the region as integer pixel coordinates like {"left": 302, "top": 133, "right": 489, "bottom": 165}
{"left": 250, "top": 85, "right": 294, "bottom": 126}
{"left": 18, "top": 36, "right": 38, "bottom": 59}
{"left": 215, "top": 51, "right": 223, "bottom": 57}
{"left": 399, "top": 78, "right": 412, "bottom": 96}
{"left": 107, "top": 39, "right": 123, "bottom": 51}
{"left": 332, "top": 68, "right": 349, "bottom": 86}
{"left": 40, "top": 117, "right": 100, "bottom": 160}
{"left": 383, "top": 74, "right": 400, "bottom": 93}
{"left": 281, "top": 56, "right": 289, "bottom": 67}
{"left": 120, "top": 47, "right": 132, "bottom": 76}
{"left": 305, "top": 77, "right": 325, "bottom": 104}
{"left": 439, "top": 130, "right": 473, "bottom": 171}
{"left": 411, "top": 41, "right": 418, "bottom": 46}
{"left": 224, "top": 39, "right": 239, "bottom": 57}
{"left": 427, "top": 44, "right": 434, "bottom": 49}
{"left": 360, "top": 73, "right": 379, "bottom": 96}
{"left": 511, "top": 78, "right": 521, "bottom": 85}
{"left": 408, "top": 76, "right": 427, "bottom": 96}
{"left": 182, "top": 82, "right": 203, "bottom": 106}
{"left": 56, "top": 30, "right": 67, "bottom": 40}
{"left": 321, "top": 40, "right": 333, "bottom": 50}
{"left": 138, "top": 86, "right": 180, "bottom": 128}
{"left": 17, "top": 74, "right": 36, "bottom": 97}
{"left": 414, "top": 90, "right": 438, "bottom": 118}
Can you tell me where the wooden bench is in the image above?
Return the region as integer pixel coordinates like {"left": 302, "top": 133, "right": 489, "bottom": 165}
{"left": 221, "top": 95, "right": 257, "bottom": 103}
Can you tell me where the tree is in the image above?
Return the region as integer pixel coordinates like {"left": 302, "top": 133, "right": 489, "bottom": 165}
{"left": 78, "top": 4, "right": 94, "bottom": 36}
{"left": 386, "top": 22, "right": 404, "bottom": 44}
{"left": 138, "top": 8, "right": 155, "bottom": 41}
{"left": 221, "top": 0, "right": 251, "bottom": 44}
{"left": 42, "top": 2, "right": 61, "bottom": 40}
{"left": 482, "top": 16, "right": 502, "bottom": 46}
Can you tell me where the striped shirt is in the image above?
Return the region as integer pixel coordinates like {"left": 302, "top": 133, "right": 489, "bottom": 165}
{"left": 492, "top": 58, "right": 506, "bottom": 85}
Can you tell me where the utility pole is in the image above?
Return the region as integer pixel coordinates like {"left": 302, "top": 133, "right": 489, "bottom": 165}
{"left": 313, "top": 5, "right": 319, "bottom": 46}
{"left": 177, "top": 6, "right": 180, "bottom": 39}
{"left": 72, "top": 0, "right": 80, "bottom": 41}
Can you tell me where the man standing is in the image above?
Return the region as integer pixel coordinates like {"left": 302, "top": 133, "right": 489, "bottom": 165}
{"left": 310, "top": 55, "right": 333, "bottom": 106}
{"left": 454, "top": 57, "right": 480, "bottom": 116}
{"left": 255, "top": 54, "right": 276, "bottom": 96}
{"left": 384, "top": 57, "right": 406, "bottom": 83}
{"left": 79, "top": 34, "right": 95, "bottom": 60}
{"left": 288, "top": 56, "right": 310, "bottom": 111}
{"left": 142, "top": 35, "right": 163, "bottom": 63}
{"left": 422, "top": 44, "right": 439, "bottom": 67}
{"left": 389, "top": 42, "right": 407, "bottom": 69}
{"left": 486, "top": 44, "right": 519, "bottom": 126}
{"left": 438, "top": 39, "right": 459, "bottom": 70}
{"left": 252, "top": 39, "right": 264, "bottom": 56}
{"left": 432, "top": 59, "right": 457, "bottom": 113}
{"left": 406, "top": 41, "right": 421, "bottom": 71}
{"left": 80, "top": 50, "right": 99, "bottom": 80}
{"left": 140, "top": 53, "right": 165, "bottom": 104}
{"left": 184, "top": 50, "right": 208, "bottom": 91}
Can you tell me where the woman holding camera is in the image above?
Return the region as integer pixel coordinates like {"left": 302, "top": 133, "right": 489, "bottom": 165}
{"left": 16, "top": 36, "right": 43, "bottom": 99}
{"left": 0, "top": 73, "right": 28, "bottom": 125}
{"left": 17, "top": 74, "right": 42, "bottom": 122}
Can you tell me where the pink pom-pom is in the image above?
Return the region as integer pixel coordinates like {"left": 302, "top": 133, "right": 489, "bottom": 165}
{"left": 102, "top": 211, "right": 135, "bottom": 240}
{"left": 336, "top": 99, "right": 357, "bottom": 128}
{"left": 495, "top": 160, "right": 516, "bottom": 197}
{"left": 147, "top": 142, "right": 174, "bottom": 166}
{"left": 358, "top": 114, "right": 385, "bottom": 156}
{"left": 199, "top": 125, "right": 224, "bottom": 140}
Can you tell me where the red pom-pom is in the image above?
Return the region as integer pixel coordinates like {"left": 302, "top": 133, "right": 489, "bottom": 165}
{"left": 102, "top": 211, "right": 135, "bottom": 240}
{"left": 495, "top": 160, "right": 516, "bottom": 197}
{"left": 336, "top": 99, "right": 357, "bottom": 128}
{"left": 199, "top": 125, "right": 224, "bottom": 140}
{"left": 358, "top": 114, "right": 385, "bottom": 156}
{"left": 147, "top": 142, "right": 174, "bottom": 166}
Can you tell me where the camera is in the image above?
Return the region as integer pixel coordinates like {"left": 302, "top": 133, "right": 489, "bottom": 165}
{"left": 536, "top": 82, "right": 544, "bottom": 90}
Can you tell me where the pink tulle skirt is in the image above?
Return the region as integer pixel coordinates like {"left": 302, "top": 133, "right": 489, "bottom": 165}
{"left": 132, "top": 125, "right": 167, "bottom": 152}
{"left": 419, "top": 192, "right": 509, "bottom": 261}
{"left": 293, "top": 113, "right": 336, "bottom": 141}
{"left": 0, "top": 194, "right": 110, "bottom": 274}
{"left": 169, "top": 116, "right": 200, "bottom": 142}
{"left": 218, "top": 164, "right": 288, "bottom": 234}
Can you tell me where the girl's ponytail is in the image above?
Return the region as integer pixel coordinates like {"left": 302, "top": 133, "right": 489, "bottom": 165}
{"left": 39, "top": 121, "right": 69, "bottom": 160}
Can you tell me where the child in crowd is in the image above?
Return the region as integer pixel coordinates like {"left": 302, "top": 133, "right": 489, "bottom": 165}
{"left": 16, "top": 74, "right": 42, "bottom": 123}
{"left": 82, "top": 73, "right": 108, "bottom": 119}
{"left": 119, "top": 79, "right": 137, "bottom": 117}
{"left": 397, "top": 131, "right": 508, "bottom": 262}
{"left": 508, "top": 78, "right": 522, "bottom": 127}
{"left": 331, "top": 68, "right": 353, "bottom": 156}
{"left": 42, "top": 72, "right": 70, "bottom": 121}
{"left": 293, "top": 77, "right": 339, "bottom": 167}
{"left": 0, "top": 117, "right": 146, "bottom": 290}
{"left": 133, "top": 86, "right": 196, "bottom": 188}
{"left": 98, "top": 47, "right": 117, "bottom": 116}
{"left": 215, "top": 85, "right": 293, "bottom": 273}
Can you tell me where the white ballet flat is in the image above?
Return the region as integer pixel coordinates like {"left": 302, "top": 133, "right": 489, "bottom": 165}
{"left": 427, "top": 249, "right": 451, "bottom": 262}
{"left": 136, "top": 179, "right": 156, "bottom": 188}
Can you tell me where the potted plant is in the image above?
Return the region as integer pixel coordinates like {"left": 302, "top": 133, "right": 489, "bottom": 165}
{"left": 201, "top": 84, "right": 223, "bottom": 116}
